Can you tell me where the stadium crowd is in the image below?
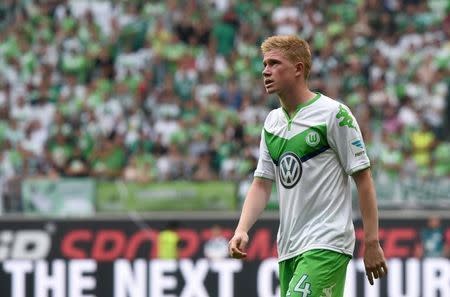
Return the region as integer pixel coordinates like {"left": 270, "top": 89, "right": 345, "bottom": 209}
{"left": 0, "top": 0, "right": 449, "bottom": 200}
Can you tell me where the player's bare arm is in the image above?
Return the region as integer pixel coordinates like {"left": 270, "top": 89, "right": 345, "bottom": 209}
{"left": 353, "top": 168, "right": 388, "bottom": 285}
{"left": 229, "top": 177, "right": 272, "bottom": 259}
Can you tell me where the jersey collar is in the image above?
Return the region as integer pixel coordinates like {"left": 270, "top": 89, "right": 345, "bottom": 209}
{"left": 282, "top": 92, "right": 321, "bottom": 122}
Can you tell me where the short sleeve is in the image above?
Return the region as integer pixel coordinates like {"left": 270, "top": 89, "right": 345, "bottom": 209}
{"left": 327, "top": 104, "right": 370, "bottom": 175}
{"left": 254, "top": 129, "right": 276, "bottom": 180}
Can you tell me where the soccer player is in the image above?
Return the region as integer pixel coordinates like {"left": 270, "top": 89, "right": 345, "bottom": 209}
{"left": 228, "top": 35, "right": 388, "bottom": 296}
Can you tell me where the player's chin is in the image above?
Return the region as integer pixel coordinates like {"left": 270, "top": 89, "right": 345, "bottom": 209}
{"left": 265, "top": 86, "right": 276, "bottom": 94}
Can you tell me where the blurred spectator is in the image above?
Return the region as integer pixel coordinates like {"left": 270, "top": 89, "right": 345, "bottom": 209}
{"left": 65, "top": 146, "right": 90, "bottom": 177}
{"left": 192, "top": 150, "right": 218, "bottom": 181}
{"left": 418, "top": 216, "right": 448, "bottom": 258}
{"left": 432, "top": 141, "right": 450, "bottom": 178}
{"left": 220, "top": 79, "right": 242, "bottom": 110}
{"left": 409, "top": 120, "right": 437, "bottom": 170}
{"left": 90, "top": 132, "right": 126, "bottom": 179}
{"left": 156, "top": 143, "right": 187, "bottom": 181}
{"left": 0, "top": 0, "right": 448, "bottom": 210}
{"left": 157, "top": 220, "right": 180, "bottom": 260}
{"left": 122, "top": 154, "right": 153, "bottom": 184}
{"left": 272, "top": 0, "right": 302, "bottom": 35}
{"left": 398, "top": 96, "right": 420, "bottom": 129}
{"left": 379, "top": 131, "right": 403, "bottom": 180}
{"left": 204, "top": 224, "right": 229, "bottom": 260}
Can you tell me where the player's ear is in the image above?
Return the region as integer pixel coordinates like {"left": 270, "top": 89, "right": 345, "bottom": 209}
{"left": 295, "top": 62, "right": 304, "bottom": 78}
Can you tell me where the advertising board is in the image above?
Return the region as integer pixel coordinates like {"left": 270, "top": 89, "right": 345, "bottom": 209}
{"left": 0, "top": 217, "right": 448, "bottom": 297}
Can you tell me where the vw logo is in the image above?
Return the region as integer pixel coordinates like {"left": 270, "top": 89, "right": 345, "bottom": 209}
{"left": 279, "top": 152, "right": 302, "bottom": 189}
{"left": 306, "top": 131, "right": 320, "bottom": 147}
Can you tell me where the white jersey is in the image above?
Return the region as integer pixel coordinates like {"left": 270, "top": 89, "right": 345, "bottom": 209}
{"left": 254, "top": 93, "right": 370, "bottom": 262}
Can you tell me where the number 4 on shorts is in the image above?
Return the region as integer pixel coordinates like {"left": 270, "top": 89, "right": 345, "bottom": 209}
{"left": 286, "top": 274, "right": 311, "bottom": 297}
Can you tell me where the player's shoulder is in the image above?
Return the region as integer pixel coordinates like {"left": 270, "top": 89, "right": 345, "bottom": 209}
{"left": 303, "top": 93, "right": 340, "bottom": 122}
{"left": 263, "top": 107, "right": 284, "bottom": 130}
{"left": 315, "top": 93, "right": 341, "bottom": 111}
{"left": 315, "top": 93, "right": 353, "bottom": 117}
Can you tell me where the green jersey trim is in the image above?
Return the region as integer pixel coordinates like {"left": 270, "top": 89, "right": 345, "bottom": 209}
{"left": 264, "top": 124, "right": 329, "bottom": 165}
{"left": 282, "top": 93, "right": 321, "bottom": 130}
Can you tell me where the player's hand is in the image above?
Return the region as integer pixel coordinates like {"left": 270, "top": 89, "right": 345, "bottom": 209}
{"left": 364, "top": 240, "right": 388, "bottom": 285}
{"left": 228, "top": 231, "right": 249, "bottom": 259}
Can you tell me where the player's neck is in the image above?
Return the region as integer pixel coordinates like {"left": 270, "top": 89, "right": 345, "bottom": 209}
{"left": 279, "top": 87, "right": 316, "bottom": 116}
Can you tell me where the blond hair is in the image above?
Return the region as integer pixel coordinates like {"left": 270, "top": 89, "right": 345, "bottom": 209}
{"left": 261, "top": 35, "right": 312, "bottom": 80}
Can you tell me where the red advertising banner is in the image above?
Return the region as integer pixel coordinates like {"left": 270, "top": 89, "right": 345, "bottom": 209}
{"left": 0, "top": 216, "right": 448, "bottom": 297}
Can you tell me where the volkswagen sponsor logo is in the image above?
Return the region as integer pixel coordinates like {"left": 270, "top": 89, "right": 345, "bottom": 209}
{"left": 279, "top": 152, "right": 302, "bottom": 189}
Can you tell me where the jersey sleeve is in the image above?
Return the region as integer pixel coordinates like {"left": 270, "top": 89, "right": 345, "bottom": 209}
{"left": 327, "top": 104, "right": 370, "bottom": 175}
{"left": 254, "top": 129, "right": 276, "bottom": 180}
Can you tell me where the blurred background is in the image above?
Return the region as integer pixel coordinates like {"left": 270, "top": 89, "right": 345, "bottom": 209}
{"left": 0, "top": 0, "right": 449, "bottom": 297}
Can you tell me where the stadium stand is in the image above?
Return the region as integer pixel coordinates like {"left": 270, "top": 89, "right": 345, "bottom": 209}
{"left": 0, "top": 0, "right": 449, "bottom": 212}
